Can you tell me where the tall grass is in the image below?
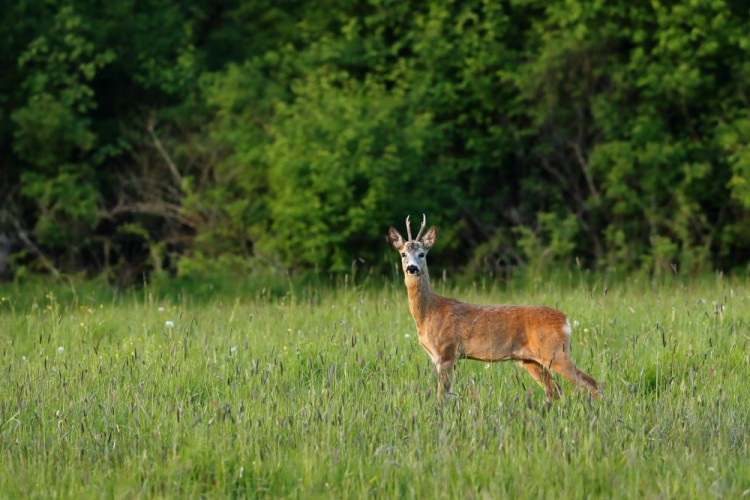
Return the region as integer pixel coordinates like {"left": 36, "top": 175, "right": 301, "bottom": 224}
{"left": 0, "top": 273, "right": 748, "bottom": 498}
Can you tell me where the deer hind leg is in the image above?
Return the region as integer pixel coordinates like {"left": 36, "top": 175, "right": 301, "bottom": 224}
{"left": 518, "top": 360, "right": 561, "bottom": 402}
{"left": 548, "top": 352, "right": 599, "bottom": 399}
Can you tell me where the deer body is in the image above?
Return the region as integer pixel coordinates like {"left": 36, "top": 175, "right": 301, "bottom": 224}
{"left": 389, "top": 215, "right": 598, "bottom": 402}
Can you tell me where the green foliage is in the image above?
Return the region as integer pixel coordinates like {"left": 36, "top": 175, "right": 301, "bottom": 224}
{"left": 19, "top": 168, "right": 100, "bottom": 248}
{"left": 3, "top": 0, "right": 750, "bottom": 278}
{"left": 515, "top": 211, "right": 580, "bottom": 280}
{"left": 10, "top": 5, "right": 113, "bottom": 252}
{"left": 718, "top": 110, "right": 750, "bottom": 256}
{"left": 266, "top": 71, "right": 446, "bottom": 270}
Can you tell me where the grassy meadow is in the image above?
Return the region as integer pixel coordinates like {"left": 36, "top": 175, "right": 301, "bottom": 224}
{"left": 0, "top": 272, "right": 748, "bottom": 498}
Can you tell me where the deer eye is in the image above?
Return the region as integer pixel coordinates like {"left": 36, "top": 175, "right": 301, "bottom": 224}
{"left": 401, "top": 252, "right": 406, "bottom": 258}
{"left": 419, "top": 253, "right": 425, "bottom": 258}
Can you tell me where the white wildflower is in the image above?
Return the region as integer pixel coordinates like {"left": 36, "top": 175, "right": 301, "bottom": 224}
{"left": 158, "top": 306, "right": 165, "bottom": 312}
{"left": 57, "top": 346, "right": 64, "bottom": 353}
{"left": 165, "top": 320, "right": 175, "bottom": 329}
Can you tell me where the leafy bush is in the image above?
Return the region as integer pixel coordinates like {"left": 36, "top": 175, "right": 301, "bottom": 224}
{"left": 2, "top": 0, "right": 750, "bottom": 279}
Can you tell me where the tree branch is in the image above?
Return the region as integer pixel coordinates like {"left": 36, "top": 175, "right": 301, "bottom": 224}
{"left": 9, "top": 215, "right": 61, "bottom": 278}
{"left": 109, "top": 202, "right": 200, "bottom": 229}
{"left": 146, "top": 117, "right": 183, "bottom": 188}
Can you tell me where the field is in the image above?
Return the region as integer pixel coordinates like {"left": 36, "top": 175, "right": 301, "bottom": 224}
{"left": 1, "top": 273, "right": 749, "bottom": 498}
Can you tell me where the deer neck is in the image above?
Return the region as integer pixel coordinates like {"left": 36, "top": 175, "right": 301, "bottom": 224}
{"left": 405, "top": 270, "right": 435, "bottom": 325}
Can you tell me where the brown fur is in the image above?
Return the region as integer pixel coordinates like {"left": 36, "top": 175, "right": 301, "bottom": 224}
{"left": 389, "top": 220, "right": 598, "bottom": 402}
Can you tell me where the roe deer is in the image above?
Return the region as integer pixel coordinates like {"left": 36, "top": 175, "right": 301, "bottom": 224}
{"left": 388, "top": 214, "right": 598, "bottom": 402}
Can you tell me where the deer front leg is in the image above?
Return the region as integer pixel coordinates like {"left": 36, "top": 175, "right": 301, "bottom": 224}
{"left": 435, "top": 357, "right": 455, "bottom": 399}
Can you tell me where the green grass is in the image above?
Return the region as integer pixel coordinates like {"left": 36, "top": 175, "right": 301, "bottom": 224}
{"left": 1, "top": 273, "right": 749, "bottom": 498}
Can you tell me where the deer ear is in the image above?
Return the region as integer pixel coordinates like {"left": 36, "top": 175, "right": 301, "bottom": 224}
{"left": 387, "top": 226, "right": 405, "bottom": 250}
{"left": 421, "top": 226, "right": 437, "bottom": 250}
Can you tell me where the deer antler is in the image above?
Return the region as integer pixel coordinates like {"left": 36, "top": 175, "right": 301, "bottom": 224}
{"left": 405, "top": 215, "right": 413, "bottom": 241}
{"left": 415, "top": 213, "right": 427, "bottom": 241}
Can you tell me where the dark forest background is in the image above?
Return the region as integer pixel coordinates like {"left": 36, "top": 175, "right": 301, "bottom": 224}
{"left": 2, "top": 0, "right": 750, "bottom": 284}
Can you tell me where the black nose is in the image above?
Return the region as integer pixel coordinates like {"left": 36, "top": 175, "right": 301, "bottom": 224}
{"left": 406, "top": 265, "right": 419, "bottom": 275}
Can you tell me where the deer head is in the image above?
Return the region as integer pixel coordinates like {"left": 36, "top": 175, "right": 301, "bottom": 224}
{"left": 388, "top": 214, "right": 437, "bottom": 277}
